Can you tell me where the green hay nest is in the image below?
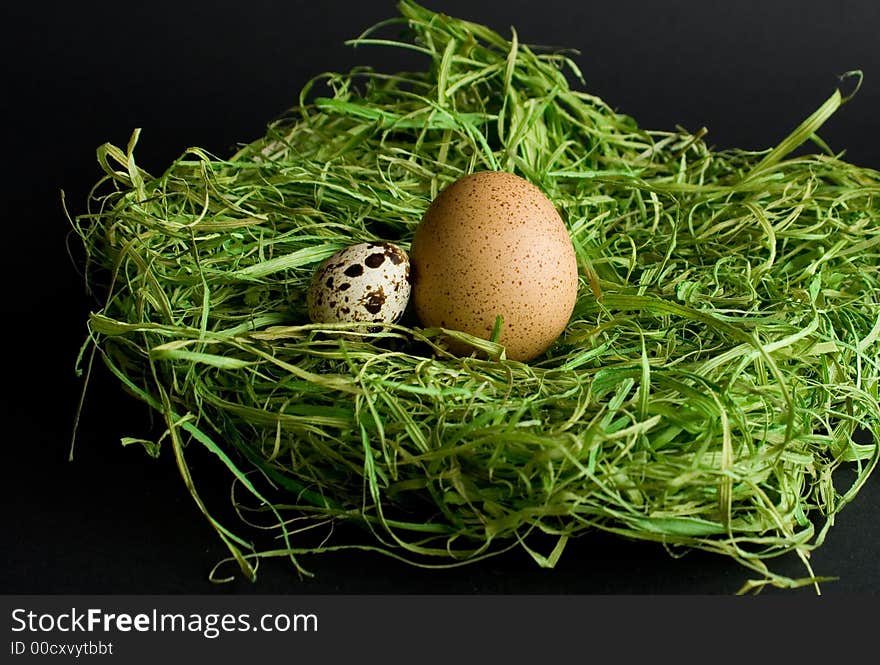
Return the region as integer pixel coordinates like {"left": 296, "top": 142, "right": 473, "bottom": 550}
{"left": 70, "top": 1, "right": 880, "bottom": 593}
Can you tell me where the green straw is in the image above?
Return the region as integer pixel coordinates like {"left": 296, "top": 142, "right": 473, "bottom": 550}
{"left": 69, "top": 0, "right": 879, "bottom": 594}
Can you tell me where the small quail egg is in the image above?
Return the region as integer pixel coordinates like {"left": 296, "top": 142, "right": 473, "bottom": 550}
{"left": 307, "top": 242, "right": 411, "bottom": 325}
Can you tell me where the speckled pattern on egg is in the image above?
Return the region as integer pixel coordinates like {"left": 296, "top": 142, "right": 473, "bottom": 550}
{"left": 307, "top": 242, "right": 411, "bottom": 325}
{"left": 409, "top": 170, "right": 579, "bottom": 362}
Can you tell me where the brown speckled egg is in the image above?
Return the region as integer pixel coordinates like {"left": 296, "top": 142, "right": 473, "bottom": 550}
{"left": 307, "top": 242, "right": 411, "bottom": 325}
{"left": 410, "top": 171, "right": 578, "bottom": 362}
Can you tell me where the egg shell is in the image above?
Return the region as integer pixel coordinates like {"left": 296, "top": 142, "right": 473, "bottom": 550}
{"left": 409, "top": 171, "right": 579, "bottom": 362}
{"left": 307, "top": 242, "right": 411, "bottom": 325}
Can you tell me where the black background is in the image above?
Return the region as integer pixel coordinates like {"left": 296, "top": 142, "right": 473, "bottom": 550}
{"left": 2, "top": 0, "right": 878, "bottom": 595}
